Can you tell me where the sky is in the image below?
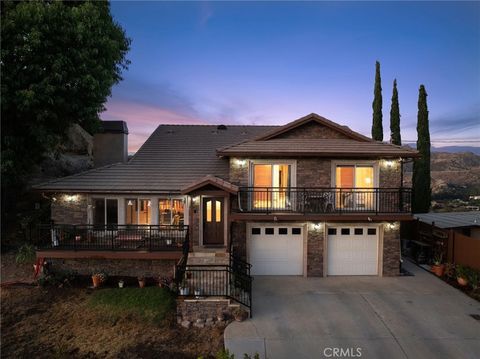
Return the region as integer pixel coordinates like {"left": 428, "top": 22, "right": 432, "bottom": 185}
{"left": 102, "top": 1, "right": 480, "bottom": 152}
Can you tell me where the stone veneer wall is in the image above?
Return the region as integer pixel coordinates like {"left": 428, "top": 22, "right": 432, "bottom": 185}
{"left": 230, "top": 221, "right": 247, "bottom": 260}
{"left": 176, "top": 299, "right": 235, "bottom": 328}
{"left": 48, "top": 258, "right": 176, "bottom": 277}
{"left": 307, "top": 224, "right": 324, "bottom": 277}
{"left": 51, "top": 194, "right": 88, "bottom": 224}
{"left": 275, "top": 121, "right": 351, "bottom": 140}
{"left": 189, "top": 199, "right": 201, "bottom": 247}
{"left": 382, "top": 222, "right": 401, "bottom": 276}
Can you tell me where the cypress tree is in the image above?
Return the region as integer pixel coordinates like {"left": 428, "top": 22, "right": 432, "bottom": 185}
{"left": 371, "top": 61, "right": 383, "bottom": 141}
{"left": 412, "top": 85, "right": 431, "bottom": 213}
{"left": 390, "top": 79, "right": 401, "bottom": 145}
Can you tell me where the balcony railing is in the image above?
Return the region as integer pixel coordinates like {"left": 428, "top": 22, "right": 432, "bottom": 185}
{"left": 35, "top": 224, "right": 189, "bottom": 251}
{"left": 235, "top": 187, "right": 412, "bottom": 214}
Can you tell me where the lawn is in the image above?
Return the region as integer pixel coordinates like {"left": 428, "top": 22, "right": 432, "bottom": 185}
{"left": 88, "top": 287, "right": 176, "bottom": 325}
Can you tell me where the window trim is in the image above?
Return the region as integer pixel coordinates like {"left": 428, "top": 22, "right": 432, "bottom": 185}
{"left": 331, "top": 160, "right": 379, "bottom": 189}
{"left": 248, "top": 159, "right": 297, "bottom": 188}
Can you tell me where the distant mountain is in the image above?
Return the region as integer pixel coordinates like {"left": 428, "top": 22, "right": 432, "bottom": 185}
{"left": 432, "top": 146, "right": 480, "bottom": 155}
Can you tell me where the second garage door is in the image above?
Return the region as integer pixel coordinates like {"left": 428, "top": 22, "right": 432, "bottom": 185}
{"left": 327, "top": 226, "right": 379, "bottom": 276}
{"left": 247, "top": 224, "right": 304, "bottom": 275}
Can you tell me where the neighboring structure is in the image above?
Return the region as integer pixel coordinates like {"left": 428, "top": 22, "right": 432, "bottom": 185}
{"left": 35, "top": 113, "right": 418, "bottom": 280}
{"left": 412, "top": 211, "right": 480, "bottom": 270}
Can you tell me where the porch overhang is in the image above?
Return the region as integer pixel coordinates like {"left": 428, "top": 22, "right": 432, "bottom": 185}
{"left": 181, "top": 175, "right": 238, "bottom": 195}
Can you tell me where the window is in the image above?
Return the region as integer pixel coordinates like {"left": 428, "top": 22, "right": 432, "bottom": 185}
{"left": 328, "top": 228, "right": 337, "bottom": 235}
{"left": 159, "top": 199, "right": 184, "bottom": 225}
{"left": 265, "top": 228, "right": 274, "bottom": 235}
{"left": 354, "top": 228, "right": 364, "bottom": 235}
{"left": 252, "top": 163, "right": 292, "bottom": 209}
{"left": 279, "top": 228, "right": 288, "bottom": 235}
{"left": 335, "top": 164, "right": 375, "bottom": 209}
{"left": 125, "top": 198, "right": 152, "bottom": 225}
{"left": 367, "top": 228, "right": 377, "bottom": 235}
{"left": 292, "top": 228, "right": 302, "bottom": 235}
{"left": 251, "top": 228, "right": 261, "bottom": 235}
{"left": 341, "top": 228, "right": 350, "bottom": 235}
{"left": 93, "top": 198, "right": 118, "bottom": 227}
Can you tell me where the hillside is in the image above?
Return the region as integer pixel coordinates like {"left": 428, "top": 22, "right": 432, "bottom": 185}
{"left": 405, "top": 151, "right": 480, "bottom": 199}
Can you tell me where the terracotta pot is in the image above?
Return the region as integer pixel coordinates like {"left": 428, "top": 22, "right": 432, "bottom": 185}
{"left": 138, "top": 279, "right": 146, "bottom": 288}
{"left": 457, "top": 277, "right": 468, "bottom": 286}
{"left": 431, "top": 264, "right": 445, "bottom": 277}
{"left": 92, "top": 275, "right": 102, "bottom": 288}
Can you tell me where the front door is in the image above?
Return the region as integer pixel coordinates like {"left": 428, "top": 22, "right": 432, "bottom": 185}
{"left": 203, "top": 197, "right": 224, "bottom": 245}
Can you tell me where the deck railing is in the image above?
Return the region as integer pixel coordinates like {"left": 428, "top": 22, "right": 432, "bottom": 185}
{"left": 35, "top": 224, "right": 189, "bottom": 251}
{"left": 235, "top": 187, "right": 412, "bottom": 214}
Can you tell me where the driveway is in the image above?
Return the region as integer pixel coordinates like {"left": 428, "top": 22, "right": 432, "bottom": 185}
{"left": 225, "top": 260, "right": 480, "bottom": 359}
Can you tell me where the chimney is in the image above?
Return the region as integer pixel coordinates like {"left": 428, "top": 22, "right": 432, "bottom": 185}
{"left": 93, "top": 121, "right": 129, "bottom": 168}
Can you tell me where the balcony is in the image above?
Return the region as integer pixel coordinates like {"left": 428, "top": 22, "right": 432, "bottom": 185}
{"left": 35, "top": 224, "right": 189, "bottom": 252}
{"left": 234, "top": 187, "right": 412, "bottom": 214}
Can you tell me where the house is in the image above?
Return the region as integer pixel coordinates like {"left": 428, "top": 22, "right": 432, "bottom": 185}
{"left": 34, "top": 113, "right": 418, "bottom": 282}
{"left": 412, "top": 211, "right": 480, "bottom": 270}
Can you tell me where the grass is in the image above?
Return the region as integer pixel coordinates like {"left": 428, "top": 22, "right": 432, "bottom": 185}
{"left": 88, "top": 287, "right": 176, "bottom": 325}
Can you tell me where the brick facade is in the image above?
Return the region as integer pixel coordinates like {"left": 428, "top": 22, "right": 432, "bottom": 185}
{"left": 307, "top": 224, "right": 324, "bottom": 276}
{"left": 230, "top": 221, "right": 247, "bottom": 259}
{"left": 382, "top": 222, "right": 401, "bottom": 276}
{"left": 48, "top": 258, "right": 176, "bottom": 277}
{"left": 51, "top": 194, "right": 88, "bottom": 224}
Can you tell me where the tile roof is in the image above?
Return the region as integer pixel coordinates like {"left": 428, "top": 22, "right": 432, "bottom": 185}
{"left": 181, "top": 175, "right": 239, "bottom": 194}
{"left": 217, "top": 138, "right": 419, "bottom": 157}
{"left": 414, "top": 212, "right": 480, "bottom": 229}
{"left": 34, "top": 125, "right": 276, "bottom": 194}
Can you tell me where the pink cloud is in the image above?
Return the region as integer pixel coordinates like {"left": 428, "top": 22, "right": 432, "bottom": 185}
{"left": 101, "top": 99, "right": 209, "bottom": 152}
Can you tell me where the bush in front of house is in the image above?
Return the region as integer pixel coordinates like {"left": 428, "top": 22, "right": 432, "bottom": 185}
{"left": 37, "top": 268, "right": 77, "bottom": 287}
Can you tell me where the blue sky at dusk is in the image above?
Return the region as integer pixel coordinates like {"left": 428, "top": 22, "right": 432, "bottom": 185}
{"left": 103, "top": 1, "right": 480, "bottom": 152}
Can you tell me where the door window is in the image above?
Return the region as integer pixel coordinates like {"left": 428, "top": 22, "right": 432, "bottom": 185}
{"left": 252, "top": 163, "right": 291, "bottom": 209}
{"left": 335, "top": 165, "right": 374, "bottom": 209}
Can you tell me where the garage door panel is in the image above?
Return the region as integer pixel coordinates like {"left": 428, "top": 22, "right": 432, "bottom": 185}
{"left": 248, "top": 225, "right": 304, "bottom": 276}
{"left": 328, "top": 227, "right": 379, "bottom": 276}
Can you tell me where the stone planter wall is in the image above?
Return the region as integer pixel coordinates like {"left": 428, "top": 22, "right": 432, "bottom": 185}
{"left": 176, "top": 298, "right": 237, "bottom": 328}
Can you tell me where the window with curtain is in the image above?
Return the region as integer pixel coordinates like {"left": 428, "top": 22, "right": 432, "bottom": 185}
{"left": 252, "top": 163, "right": 291, "bottom": 209}
{"left": 335, "top": 165, "right": 374, "bottom": 209}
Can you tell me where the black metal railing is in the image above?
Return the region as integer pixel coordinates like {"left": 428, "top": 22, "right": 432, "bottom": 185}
{"left": 174, "top": 229, "right": 190, "bottom": 289}
{"left": 35, "top": 224, "right": 189, "bottom": 251}
{"left": 177, "top": 264, "right": 252, "bottom": 314}
{"left": 235, "top": 187, "right": 412, "bottom": 214}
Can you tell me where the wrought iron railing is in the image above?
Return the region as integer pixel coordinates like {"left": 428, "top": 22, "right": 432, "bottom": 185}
{"left": 177, "top": 264, "right": 252, "bottom": 314}
{"left": 235, "top": 187, "right": 412, "bottom": 214}
{"left": 35, "top": 224, "right": 189, "bottom": 251}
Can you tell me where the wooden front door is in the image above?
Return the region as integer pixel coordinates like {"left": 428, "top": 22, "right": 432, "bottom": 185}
{"left": 203, "top": 197, "right": 224, "bottom": 245}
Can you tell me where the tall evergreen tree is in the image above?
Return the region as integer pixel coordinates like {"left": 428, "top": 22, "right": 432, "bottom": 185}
{"left": 371, "top": 61, "right": 383, "bottom": 141}
{"left": 412, "top": 85, "right": 431, "bottom": 213}
{"left": 389, "top": 79, "right": 401, "bottom": 145}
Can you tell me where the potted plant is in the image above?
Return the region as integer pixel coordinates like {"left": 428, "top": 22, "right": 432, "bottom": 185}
{"left": 444, "top": 262, "right": 456, "bottom": 280}
{"left": 194, "top": 288, "right": 202, "bottom": 298}
{"left": 456, "top": 265, "right": 469, "bottom": 286}
{"left": 118, "top": 279, "right": 125, "bottom": 288}
{"left": 91, "top": 271, "right": 107, "bottom": 288}
{"left": 138, "top": 276, "right": 146, "bottom": 288}
{"left": 431, "top": 252, "right": 445, "bottom": 277}
{"left": 179, "top": 278, "right": 189, "bottom": 296}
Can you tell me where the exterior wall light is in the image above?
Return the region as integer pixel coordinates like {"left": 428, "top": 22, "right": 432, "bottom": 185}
{"left": 235, "top": 159, "right": 247, "bottom": 167}
{"left": 64, "top": 194, "right": 79, "bottom": 202}
{"left": 312, "top": 222, "right": 322, "bottom": 231}
{"left": 386, "top": 222, "right": 398, "bottom": 231}
{"left": 383, "top": 160, "right": 395, "bottom": 169}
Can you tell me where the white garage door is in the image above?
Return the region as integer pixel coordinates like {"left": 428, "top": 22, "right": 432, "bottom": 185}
{"left": 327, "top": 226, "right": 379, "bottom": 275}
{"left": 247, "top": 224, "right": 304, "bottom": 275}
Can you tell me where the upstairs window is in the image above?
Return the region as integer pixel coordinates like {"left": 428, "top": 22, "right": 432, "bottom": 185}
{"left": 126, "top": 199, "right": 151, "bottom": 225}
{"left": 159, "top": 199, "right": 184, "bottom": 225}
{"left": 93, "top": 198, "right": 118, "bottom": 227}
{"left": 251, "top": 163, "right": 292, "bottom": 209}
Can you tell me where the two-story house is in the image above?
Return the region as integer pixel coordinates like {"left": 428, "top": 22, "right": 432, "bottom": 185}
{"left": 34, "top": 113, "right": 418, "bottom": 282}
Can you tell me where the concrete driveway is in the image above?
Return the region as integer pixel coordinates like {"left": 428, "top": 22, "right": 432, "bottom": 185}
{"left": 225, "top": 260, "right": 480, "bottom": 359}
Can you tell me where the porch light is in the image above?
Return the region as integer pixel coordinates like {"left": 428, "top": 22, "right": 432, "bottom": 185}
{"left": 235, "top": 159, "right": 247, "bottom": 167}
{"left": 127, "top": 200, "right": 133, "bottom": 206}
{"left": 64, "top": 194, "right": 79, "bottom": 202}
{"left": 386, "top": 222, "right": 398, "bottom": 231}
{"left": 312, "top": 223, "right": 322, "bottom": 231}
{"left": 383, "top": 160, "right": 395, "bottom": 168}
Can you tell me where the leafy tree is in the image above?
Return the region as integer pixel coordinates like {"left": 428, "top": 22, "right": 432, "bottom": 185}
{"left": 371, "top": 61, "right": 383, "bottom": 141}
{"left": 389, "top": 79, "right": 401, "bottom": 145}
{"left": 1, "top": 0, "right": 131, "bottom": 190}
{"left": 412, "top": 85, "right": 431, "bottom": 213}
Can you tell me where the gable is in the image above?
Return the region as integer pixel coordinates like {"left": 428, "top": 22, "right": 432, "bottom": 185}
{"left": 254, "top": 113, "right": 372, "bottom": 142}
{"left": 273, "top": 121, "right": 351, "bottom": 140}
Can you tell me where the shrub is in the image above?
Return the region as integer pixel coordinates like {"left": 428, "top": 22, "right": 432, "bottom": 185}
{"left": 15, "top": 244, "right": 36, "bottom": 264}
{"left": 467, "top": 268, "right": 479, "bottom": 291}
{"left": 38, "top": 268, "right": 77, "bottom": 287}
{"left": 455, "top": 264, "right": 469, "bottom": 279}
